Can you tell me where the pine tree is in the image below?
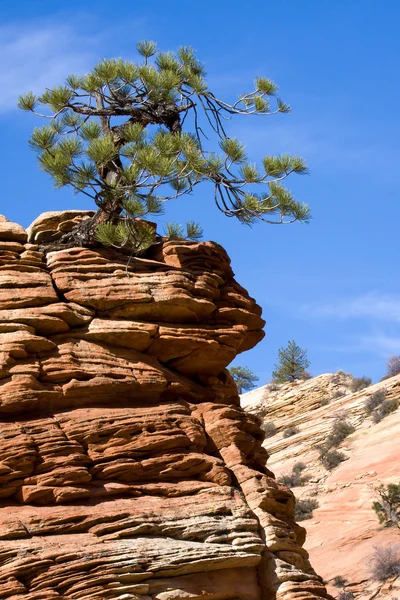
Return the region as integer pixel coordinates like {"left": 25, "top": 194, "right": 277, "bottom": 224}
{"left": 18, "top": 41, "right": 310, "bottom": 251}
{"left": 272, "top": 340, "right": 310, "bottom": 383}
{"left": 372, "top": 483, "right": 400, "bottom": 527}
{"left": 229, "top": 366, "right": 259, "bottom": 394}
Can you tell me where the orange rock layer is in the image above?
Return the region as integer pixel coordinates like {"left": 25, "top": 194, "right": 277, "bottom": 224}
{"left": 0, "top": 212, "right": 328, "bottom": 600}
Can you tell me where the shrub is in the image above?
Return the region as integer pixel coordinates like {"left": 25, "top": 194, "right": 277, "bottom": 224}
{"left": 268, "top": 381, "right": 280, "bottom": 392}
{"left": 383, "top": 355, "right": 400, "bottom": 380}
{"left": 283, "top": 425, "right": 300, "bottom": 438}
{"left": 332, "top": 389, "right": 345, "bottom": 399}
{"left": 262, "top": 422, "right": 277, "bottom": 438}
{"left": 371, "top": 399, "right": 398, "bottom": 423}
{"left": 278, "top": 462, "right": 309, "bottom": 488}
{"left": 320, "top": 393, "right": 330, "bottom": 406}
{"left": 332, "top": 576, "right": 348, "bottom": 588}
{"left": 372, "top": 483, "right": 400, "bottom": 527}
{"left": 295, "top": 497, "right": 319, "bottom": 521}
{"left": 319, "top": 449, "right": 346, "bottom": 470}
{"left": 370, "top": 544, "right": 400, "bottom": 580}
{"left": 350, "top": 376, "right": 372, "bottom": 392}
{"left": 309, "top": 485, "right": 320, "bottom": 497}
{"left": 299, "top": 370, "right": 312, "bottom": 380}
{"left": 325, "top": 418, "right": 355, "bottom": 448}
{"left": 364, "top": 389, "right": 387, "bottom": 413}
{"left": 338, "top": 592, "right": 354, "bottom": 600}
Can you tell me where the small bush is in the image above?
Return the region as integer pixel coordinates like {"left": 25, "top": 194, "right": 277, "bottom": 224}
{"left": 371, "top": 399, "right": 398, "bottom": 423}
{"left": 299, "top": 370, "right": 312, "bottom": 380}
{"left": 283, "top": 425, "right": 300, "bottom": 438}
{"left": 262, "top": 421, "right": 277, "bottom": 438}
{"left": 320, "top": 393, "right": 330, "bottom": 407}
{"left": 350, "top": 376, "right": 372, "bottom": 392}
{"left": 278, "top": 462, "right": 309, "bottom": 488}
{"left": 332, "top": 389, "right": 345, "bottom": 399}
{"left": 365, "top": 389, "right": 387, "bottom": 413}
{"left": 383, "top": 355, "right": 400, "bottom": 380}
{"left": 319, "top": 449, "right": 346, "bottom": 470}
{"left": 267, "top": 381, "right": 280, "bottom": 392}
{"left": 325, "top": 418, "right": 355, "bottom": 448}
{"left": 332, "top": 576, "right": 348, "bottom": 588}
{"left": 338, "top": 592, "right": 354, "bottom": 600}
{"left": 295, "top": 497, "right": 319, "bottom": 521}
{"left": 370, "top": 544, "right": 400, "bottom": 580}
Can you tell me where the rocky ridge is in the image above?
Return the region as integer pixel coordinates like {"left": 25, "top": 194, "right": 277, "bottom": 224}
{"left": 241, "top": 373, "right": 400, "bottom": 600}
{"left": 0, "top": 212, "right": 329, "bottom": 600}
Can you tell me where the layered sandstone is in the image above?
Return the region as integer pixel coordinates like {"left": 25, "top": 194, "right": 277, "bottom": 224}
{"left": 0, "top": 212, "right": 328, "bottom": 600}
{"left": 242, "top": 374, "right": 400, "bottom": 600}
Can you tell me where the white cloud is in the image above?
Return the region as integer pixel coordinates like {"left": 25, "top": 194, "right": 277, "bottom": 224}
{"left": 307, "top": 292, "right": 400, "bottom": 323}
{"left": 0, "top": 22, "right": 100, "bottom": 111}
{"left": 358, "top": 331, "right": 400, "bottom": 355}
{"left": 315, "top": 329, "right": 400, "bottom": 357}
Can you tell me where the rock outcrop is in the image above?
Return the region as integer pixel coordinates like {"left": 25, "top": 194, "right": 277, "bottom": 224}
{"left": 0, "top": 212, "right": 328, "bottom": 600}
{"left": 242, "top": 374, "right": 400, "bottom": 600}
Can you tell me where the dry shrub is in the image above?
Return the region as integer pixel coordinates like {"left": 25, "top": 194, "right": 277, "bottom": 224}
{"left": 295, "top": 497, "right": 319, "bottom": 521}
{"left": 370, "top": 544, "right": 400, "bottom": 580}
{"left": 283, "top": 425, "right": 300, "bottom": 438}
{"left": 319, "top": 449, "right": 346, "bottom": 470}
{"left": 278, "top": 462, "right": 309, "bottom": 488}
{"left": 350, "top": 376, "right": 372, "bottom": 392}
{"left": 372, "top": 399, "right": 398, "bottom": 423}
{"left": 262, "top": 421, "right": 277, "bottom": 438}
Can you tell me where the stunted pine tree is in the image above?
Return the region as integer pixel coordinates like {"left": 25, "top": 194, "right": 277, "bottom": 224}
{"left": 18, "top": 41, "right": 309, "bottom": 251}
{"left": 272, "top": 340, "right": 310, "bottom": 383}
{"left": 372, "top": 483, "right": 400, "bottom": 527}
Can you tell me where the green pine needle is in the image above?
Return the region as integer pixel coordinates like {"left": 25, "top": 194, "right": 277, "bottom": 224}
{"left": 137, "top": 40, "right": 157, "bottom": 58}
{"left": 17, "top": 92, "right": 37, "bottom": 111}
{"left": 186, "top": 221, "right": 203, "bottom": 240}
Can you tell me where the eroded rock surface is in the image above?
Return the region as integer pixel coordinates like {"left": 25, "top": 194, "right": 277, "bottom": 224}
{"left": 0, "top": 213, "right": 328, "bottom": 600}
{"left": 242, "top": 374, "right": 400, "bottom": 600}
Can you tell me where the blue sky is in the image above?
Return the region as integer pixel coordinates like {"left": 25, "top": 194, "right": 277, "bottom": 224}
{"left": 1, "top": 0, "right": 399, "bottom": 382}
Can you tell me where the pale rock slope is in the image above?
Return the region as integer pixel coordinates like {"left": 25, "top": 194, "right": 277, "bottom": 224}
{"left": 242, "top": 373, "right": 400, "bottom": 600}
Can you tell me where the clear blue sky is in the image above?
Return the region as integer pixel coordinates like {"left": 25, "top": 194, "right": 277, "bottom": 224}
{"left": 1, "top": 0, "right": 399, "bottom": 382}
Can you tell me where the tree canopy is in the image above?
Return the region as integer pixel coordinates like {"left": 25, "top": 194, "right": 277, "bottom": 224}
{"left": 19, "top": 40, "right": 310, "bottom": 250}
{"left": 272, "top": 340, "right": 310, "bottom": 383}
{"left": 228, "top": 366, "right": 259, "bottom": 394}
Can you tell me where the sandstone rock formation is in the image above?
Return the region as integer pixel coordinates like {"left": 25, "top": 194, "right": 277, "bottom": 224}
{"left": 0, "top": 212, "right": 329, "bottom": 600}
{"left": 242, "top": 373, "right": 400, "bottom": 600}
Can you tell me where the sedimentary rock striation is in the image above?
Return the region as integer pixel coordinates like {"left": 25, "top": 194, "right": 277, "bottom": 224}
{"left": 242, "top": 374, "right": 400, "bottom": 600}
{"left": 0, "top": 212, "right": 328, "bottom": 600}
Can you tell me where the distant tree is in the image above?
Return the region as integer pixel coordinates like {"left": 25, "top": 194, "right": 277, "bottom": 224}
{"left": 18, "top": 41, "right": 310, "bottom": 251}
{"left": 272, "top": 340, "right": 310, "bottom": 383}
{"left": 372, "top": 483, "right": 400, "bottom": 527}
{"left": 382, "top": 355, "right": 400, "bottom": 380}
{"left": 229, "top": 366, "right": 259, "bottom": 394}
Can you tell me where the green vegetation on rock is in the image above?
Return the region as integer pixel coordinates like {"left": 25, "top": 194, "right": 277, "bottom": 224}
{"left": 19, "top": 41, "right": 309, "bottom": 251}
